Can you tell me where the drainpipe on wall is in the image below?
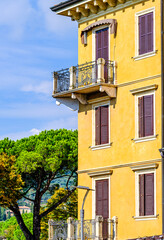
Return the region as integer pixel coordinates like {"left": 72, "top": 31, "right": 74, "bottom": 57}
{"left": 161, "top": 0, "right": 164, "bottom": 234}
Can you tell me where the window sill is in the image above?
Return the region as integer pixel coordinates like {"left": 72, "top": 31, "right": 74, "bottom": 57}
{"left": 91, "top": 143, "right": 111, "bottom": 150}
{"left": 133, "top": 135, "right": 157, "bottom": 143}
{"left": 133, "top": 50, "right": 157, "bottom": 61}
{"left": 133, "top": 215, "right": 158, "bottom": 221}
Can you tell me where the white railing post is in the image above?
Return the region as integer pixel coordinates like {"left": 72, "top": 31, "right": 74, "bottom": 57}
{"left": 53, "top": 72, "right": 58, "bottom": 94}
{"left": 95, "top": 216, "right": 103, "bottom": 240}
{"left": 67, "top": 217, "right": 74, "bottom": 240}
{"left": 107, "top": 218, "right": 113, "bottom": 240}
{"left": 97, "top": 58, "right": 105, "bottom": 83}
{"left": 69, "top": 66, "right": 76, "bottom": 90}
{"left": 113, "top": 61, "right": 117, "bottom": 85}
{"left": 112, "top": 216, "right": 118, "bottom": 240}
{"left": 48, "top": 219, "right": 54, "bottom": 240}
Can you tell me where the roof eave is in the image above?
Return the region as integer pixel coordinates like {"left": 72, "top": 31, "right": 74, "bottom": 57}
{"left": 51, "top": 0, "right": 82, "bottom": 12}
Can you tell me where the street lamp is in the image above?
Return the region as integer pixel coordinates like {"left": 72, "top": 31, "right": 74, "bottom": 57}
{"left": 76, "top": 185, "right": 95, "bottom": 240}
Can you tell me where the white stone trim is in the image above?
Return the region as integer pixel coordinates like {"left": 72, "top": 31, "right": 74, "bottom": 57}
{"left": 92, "top": 25, "right": 111, "bottom": 63}
{"left": 77, "top": 158, "right": 161, "bottom": 174}
{"left": 133, "top": 135, "right": 157, "bottom": 143}
{"left": 130, "top": 84, "right": 158, "bottom": 95}
{"left": 91, "top": 143, "right": 111, "bottom": 150}
{"left": 131, "top": 163, "right": 158, "bottom": 171}
{"left": 134, "top": 7, "right": 155, "bottom": 59}
{"left": 134, "top": 90, "right": 156, "bottom": 140}
{"left": 134, "top": 168, "right": 156, "bottom": 218}
{"left": 133, "top": 215, "right": 158, "bottom": 221}
{"left": 88, "top": 170, "right": 113, "bottom": 177}
{"left": 92, "top": 175, "right": 111, "bottom": 220}
{"left": 92, "top": 101, "right": 110, "bottom": 149}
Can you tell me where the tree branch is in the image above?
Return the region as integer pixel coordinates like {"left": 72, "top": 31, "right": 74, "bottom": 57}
{"left": 40, "top": 188, "right": 75, "bottom": 219}
{"left": 66, "top": 168, "right": 77, "bottom": 190}
{"left": 9, "top": 204, "right": 34, "bottom": 240}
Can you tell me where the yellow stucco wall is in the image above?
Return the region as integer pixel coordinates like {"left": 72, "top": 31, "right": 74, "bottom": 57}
{"left": 77, "top": 0, "right": 162, "bottom": 239}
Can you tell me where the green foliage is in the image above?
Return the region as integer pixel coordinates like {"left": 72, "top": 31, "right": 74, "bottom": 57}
{"left": 0, "top": 129, "right": 78, "bottom": 239}
{"left": 40, "top": 188, "right": 78, "bottom": 240}
{"left": 0, "top": 154, "right": 23, "bottom": 208}
{"left": 0, "top": 213, "right": 33, "bottom": 240}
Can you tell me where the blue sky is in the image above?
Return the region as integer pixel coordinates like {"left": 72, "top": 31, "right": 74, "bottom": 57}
{"left": 0, "top": 0, "right": 78, "bottom": 140}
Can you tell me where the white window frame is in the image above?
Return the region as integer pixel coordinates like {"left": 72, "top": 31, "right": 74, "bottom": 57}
{"left": 134, "top": 7, "right": 156, "bottom": 61}
{"left": 91, "top": 101, "right": 111, "bottom": 150}
{"left": 134, "top": 90, "right": 156, "bottom": 143}
{"left": 134, "top": 168, "right": 156, "bottom": 220}
{"left": 92, "top": 174, "right": 111, "bottom": 220}
{"left": 92, "top": 25, "right": 111, "bottom": 62}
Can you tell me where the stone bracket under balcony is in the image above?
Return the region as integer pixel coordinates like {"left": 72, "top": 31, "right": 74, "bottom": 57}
{"left": 53, "top": 83, "right": 117, "bottom": 111}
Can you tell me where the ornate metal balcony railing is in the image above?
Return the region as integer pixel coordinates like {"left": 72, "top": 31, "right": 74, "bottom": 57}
{"left": 54, "top": 68, "right": 70, "bottom": 93}
{"left": 48, "top": 216, "right": 117, "bottom": 240}
{"left": 53, "top": 59, "right": 117, "bottom": 94}
{"left": 75, "top": 61, "right": 97, "bottom": 87}
{"left": 74, "top": 219, "right": 96, "bottom": 239}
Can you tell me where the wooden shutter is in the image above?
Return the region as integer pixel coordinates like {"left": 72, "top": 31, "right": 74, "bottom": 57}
{"left": 139, "top": 12, "right": 153, "bottom": 55}
{"left": 96, "top": 28, "right": 109, "bottom": 82}
{"left": 138, "top": 97, "right": 144, "bottom": 137}
{"left": 147, "top": 12, "right": 153, "bottom": 53}
{"left": 96, "top": 180, "right": 103, "bottom": 215}
{"left": 95, "top": 107, "right": 101, "bottom": 145}
{"left": 139, "top": 174, "right": 145, "bottom": 216}
{"left": 145, "top": 173, "right": 154, "bottom": 215}
{"left": 96, "top": 30, "right": 102, "bottom": 60}
{"left": 100, "top": 106, "right": 109, "bottom": 144}
{"left": 96, "top": 179, "right": 109, "bottom": 239}
{"left": 143, "top": 95, "right": 154, "bottom": 137}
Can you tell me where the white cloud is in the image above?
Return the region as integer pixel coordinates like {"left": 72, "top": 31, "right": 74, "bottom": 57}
{"left": 37, "top": 0, "right": 77, "bottom": 35}
{"left": 21, "top": 81, "right": 52, "bottom": 94}
{"left": 0, "top": 128, "right": 41, "bottom": 141}
{"left": 30, "top": 128, "right": 41, "bottom": 135}
{"left": 0, "top": 0, "right": 34, "bottom": 39}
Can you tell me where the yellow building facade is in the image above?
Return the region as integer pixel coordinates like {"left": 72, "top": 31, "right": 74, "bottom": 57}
{"left": 52, "top": 0, "right": 164, "bottom": 239}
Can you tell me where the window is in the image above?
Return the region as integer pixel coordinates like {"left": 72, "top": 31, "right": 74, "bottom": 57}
{"left": 135, "top": 8, "right": 155, "bottom": 60}
{"left": 139, "top": 12, "right": 153, "bottom": 55}
{"left": 95, "top": 105, "right": 109, "bottom": 145}
{"left": 138, "top": 94, "right": 154, "bottom": 137}
{"left": 131, "top": 164, "right": 157, "bottom": 219}
{"left": 92, "top": 101, "right": 110, "bottom": 150}
{"left": 139, "top": 173, "right": 154, "bottom": 216}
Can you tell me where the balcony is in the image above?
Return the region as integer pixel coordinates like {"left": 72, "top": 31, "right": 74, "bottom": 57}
{"left": 48, "top": 216, "right": 118, "bottom": 240}
{"left": 52, "top": 58, "right": 117, "bottom": 105}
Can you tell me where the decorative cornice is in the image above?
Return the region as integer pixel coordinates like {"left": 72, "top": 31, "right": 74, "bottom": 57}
{"left": 131, "top": 163, "right": 158, "bottom": 171}
{"left": 77, "top": 159, "right": 161, "bottom": 174}
{"left": 88, "top": 169, "right": 113, "bottom": 177}
{"left": 130, "top": 84, "right": 158, "bottom": 95}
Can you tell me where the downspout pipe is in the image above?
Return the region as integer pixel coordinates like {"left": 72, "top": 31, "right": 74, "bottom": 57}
{"left": 161, "top": 0, "right": 164, "bottom": 234}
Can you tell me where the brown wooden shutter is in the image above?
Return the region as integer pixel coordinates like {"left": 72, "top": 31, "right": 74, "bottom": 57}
{"left": 100, "top": 106, "right": 109, "bottom": 144}
{"left": 145, "top": 173, "right": 154, "bottom": 215}
{"left": 138, "top": 97, "right": 144, "bottom": 137}
{"left": 95, "top": 107, "right": 101, "bottom": 145}
{"left": 139, "top": 12, "right": 153, "bottom": 54}
{"left": 96, "top": 179, "right": 109, "bottom": 239}
{"left": 139, "top": 174, "right": 145, "bottom": 216}
{"left": 144, "top": 95, "right": 154, "bottom": 137}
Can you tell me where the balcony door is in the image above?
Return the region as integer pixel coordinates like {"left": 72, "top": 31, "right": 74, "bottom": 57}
{"left": 96, "top": 28, "right": 109, "bottom": 82}
{"left": 96, "top": 179, "right": 109, "bottom": 239}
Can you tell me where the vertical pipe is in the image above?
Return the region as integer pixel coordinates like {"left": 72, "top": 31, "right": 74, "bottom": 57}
{"left": 161, "top": 0, "right": 164, "bottom": 234}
